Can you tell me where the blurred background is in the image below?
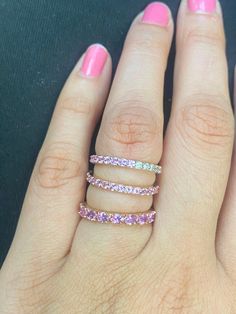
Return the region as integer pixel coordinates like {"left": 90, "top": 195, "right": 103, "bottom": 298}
{"left": 1, "top": 0, "right": 236, "bottom": 265}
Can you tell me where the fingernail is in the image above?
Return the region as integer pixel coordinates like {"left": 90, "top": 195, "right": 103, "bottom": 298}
{"left": 81, "top": 44, "right": 108, "bottom": 77}
{"left": 142, "top": 2, "right": 170, "bottom": 27}
{"left": 188, "top": 0, "right": 216, "bottom": 13}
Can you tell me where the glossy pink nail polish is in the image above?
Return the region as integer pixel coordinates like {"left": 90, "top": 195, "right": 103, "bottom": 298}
{"left": 188, "top": 0, "right": 216, "bottom": 13}
{"left": 142, "top": 2, "right": 170, "bottom": 27}
{"left": 81, "top": 44, "right": 108, "bottom": 77}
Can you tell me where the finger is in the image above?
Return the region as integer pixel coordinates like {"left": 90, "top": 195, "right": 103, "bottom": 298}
{"left": 3, "top": 44, "right": 112, "bottom": 268}
{"left": 72, "top": 3, "right": 174, "bottom": 261}
{"left": 153, "top": 0, "right": 234, "bottom": 250}
{"left": 216, "top": 67, "right": 236, "bottom": 279}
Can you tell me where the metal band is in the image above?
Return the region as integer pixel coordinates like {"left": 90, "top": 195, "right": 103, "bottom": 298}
{"left": 86, "top": 172, "right": 159, "bottom": 196}
{"left": 79, "top": 203, "right": 156, "bottom": 225}
{"left": 90, "top": 155, "right": 162, "bottom": 174}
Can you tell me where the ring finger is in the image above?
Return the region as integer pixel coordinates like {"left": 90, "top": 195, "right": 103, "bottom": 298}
{"left": 72, "top": 2, "right": 174, "bottom": 261}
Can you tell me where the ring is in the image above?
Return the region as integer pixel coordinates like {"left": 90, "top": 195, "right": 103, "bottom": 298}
{"left": 86, "top": 172, "right": 159, "bottom": 196}
{"left": 90, "top": 155, "right": 162, "bottom": 174}
{"left": 79, "top": 203, "right": 156, "bottom": 225}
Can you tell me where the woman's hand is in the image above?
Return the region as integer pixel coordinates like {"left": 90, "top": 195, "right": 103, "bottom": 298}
{"left": 1, "top": 1, "right": 236, "bottom": 313}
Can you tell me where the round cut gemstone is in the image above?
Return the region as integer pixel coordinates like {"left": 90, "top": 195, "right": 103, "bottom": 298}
{"left": 126, "top": 186, "right": 133, "bottom": 194}
{"left": 143, "top": 163, "right": 151, "bottom": 170}
{"left": 148, "top": 212, "right": 156, "bottom": 223}
{"left": 125, "top": 215, "right": 137, "bottom": 225}
{"left": 133, "top": 187, "right": 141, "bottom": 195}
{"left": 104, "top": 156, "right": 111, "bottom": 164}
{"left": 110, "top": 214, "right": 122, "bottom": 224}
{"left": 97, "top": 212, "right": 109, "bottom": 223}
{"left": 98, "top": 156, "right": 103, "bottom": 163}
{"left": 79, "top": 207, "right": 87, "bottom": 218}
{"left": 121, "top": 158, "right": 128, "bottom": 166}
{"left": 87, "top": 210, "right": 97, "bottom": 221}
{"left": 138, "top": 214, "right": 148, "bottom": 225}
{"left": 135, "top": 161, "right": 143, "bottom": 169}
{"left": 113, "top": 157, "right": 119, "bottom": 165}
{"left": 118, "top": 185, "right": 126, "bottom": 193}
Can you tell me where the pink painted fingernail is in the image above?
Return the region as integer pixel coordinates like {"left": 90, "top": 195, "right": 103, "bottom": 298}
{"left": 81, "top": 44, "right": 108, "bottom": 77}
{"left": 142, "top": 2, "right": 170, "bottom": 27}
{"left": 188, "top": 0, "right": 216, "bottom": 13}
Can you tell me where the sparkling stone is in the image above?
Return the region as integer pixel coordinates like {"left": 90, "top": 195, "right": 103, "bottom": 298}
{"left": 98, "top": 156, "right": 103, "bottom": 163}
{"left": 129, "top": 160, "right": 136, "bottom": 167}
{"left": 147, "top": 212, "right": 156, "bottom": 223}
{"left": 110, "top": 183, "right": 117, "bottom": 191}
{"left": 121, "top": 158, "right": 129, "bottom": 167}
{"left": 103, "top": 182, "right": 111, "bottom": 189}
{"left": 138, "top": 214, "right": 148, "bottom": 225}
{"left": 141, "top": 188, "right": 148, "bottom": 196}
{"left": 133, "top": 187, "right": 141, "bottom": 195}
{"left": 118, "top": 185, "right": 126, "bottom": 193}
{"left": 97, "top": 212, "right": 109, "bottom": 223}
{"left": 112, "top": 157, "right": 119, "bottom": 165}
{"left": 79, "top": 207, "right": 87, "bottom": 218}
{"left": 104, "top": 156, "right": 111, "bottom": 164}
{"left": 87, "top": 210, "right": 97, "bottom": 221}
{"left": 135, "top": 161, "right": 143, "bottom": 169}
{"left": 143, "top": 163, "right": 151, "bottom": 170}
{"left": 126, "top": 186, "right": 133, "bottom": 194}
{"left": 125, "top": 215, "right": 137, "bottom": 225}
{"left": 110, "top": 214, "right": 122, "bottom": 224}
{"left": 91, "top": 155, "right": 98, "bottom": 163}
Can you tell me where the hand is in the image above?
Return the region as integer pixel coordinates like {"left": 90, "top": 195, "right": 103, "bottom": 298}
{"left": 1, "top": 1, "right": 236, "bottom": 313}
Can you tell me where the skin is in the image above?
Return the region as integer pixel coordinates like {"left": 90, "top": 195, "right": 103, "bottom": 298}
{"left": 0, "top": 1, "right": 236, "bottom": 313}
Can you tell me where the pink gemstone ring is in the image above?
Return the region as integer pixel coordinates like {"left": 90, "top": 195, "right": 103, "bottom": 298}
{"left": 90, "top": 155, "right": 162, "bottom": 174}
{"left": 79, "top": 203, "right": 156, "bottom": 225}
{"left": 86, "top": 172, "right": 159, "bottom": 196}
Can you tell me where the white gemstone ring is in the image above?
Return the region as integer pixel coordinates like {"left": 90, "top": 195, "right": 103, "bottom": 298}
{"left": 90, "top": 155, "right": 162, "bottom": 174}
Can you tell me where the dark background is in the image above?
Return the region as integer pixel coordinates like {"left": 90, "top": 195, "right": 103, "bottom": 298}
{"left": 0, "top": 0, "right": 236, "bottom": 265}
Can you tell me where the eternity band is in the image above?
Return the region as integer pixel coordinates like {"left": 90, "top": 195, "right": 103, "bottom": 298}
{"left": 79, "top": 203, "right": 156, "bottom": 225}
{"left": 86, "top": 172, "right": 159, "bottom": 196}
{"left": 90, "top": 155, "right": 162, "bottom": 174}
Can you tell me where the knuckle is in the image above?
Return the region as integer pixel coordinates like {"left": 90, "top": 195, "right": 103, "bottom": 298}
{"left": 175, "top": 95, "right": 234, "bottom": 156}
{"left": 184, "top": 28, "right": 225, "bottom": 48}
{"left": 35, "top": 142, "right": 84, "bottom": 189}
{"left": 57, "top": 95, "right": 93, "bottom": 116}
{"left": 99, "top": 101, "right": 162, "bottom": 157}
{"left": 126, "top": 27, "right": 170, "bottom": 60}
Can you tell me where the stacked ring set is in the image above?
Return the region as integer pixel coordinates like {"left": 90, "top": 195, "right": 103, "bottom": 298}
{"left": 79, "top": 155, "right": 162, "bottom": 226}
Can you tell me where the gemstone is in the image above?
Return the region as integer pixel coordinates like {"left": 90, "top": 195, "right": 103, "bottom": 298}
{"left": 87, "top": 210, "right": 97, "bottom": 221}
{"left": 113, "top": 157, "right": 119, "bottom": 165}
{"left": 79, "top": 207, "right": 87, "bottom": 218}
{"left": 104, "top": 156, "right": 111, "bottom": 164}
{"left": 135, "top": 161, "right": 143, "bottom": 169}
{"left": 98, "top": 156, "right": 103, "bottom": 163}
{"left": 110, "top": 214, "right": 122, "bottom": 224}
{"left": 143, "top": 163, "right": 151, "bottom": 170}
{"left": 125, "top": 214, "right": 137, "bottom": 225}
{"left": 125, "top": 186, "right": 133, "bottom": 194}
{"left": 133, "top": 187, "right": 141, "bottom": 195}
{"left": 138, "top": 214, "right": 148, "bottom": 225}
{"left": 148, "top": 212, "right": 156, "bottom": 223}
{"left": 97, "top": 212, "right": 109, "bottom": 223}
{"left": 121, "top": 158, "right": 128, "bottom": 167}
{"left": 118, "top": 185, "right": 126, "bottom": 193}
{"left": 141, "top": 188, "right": 148, "bottom": 196}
